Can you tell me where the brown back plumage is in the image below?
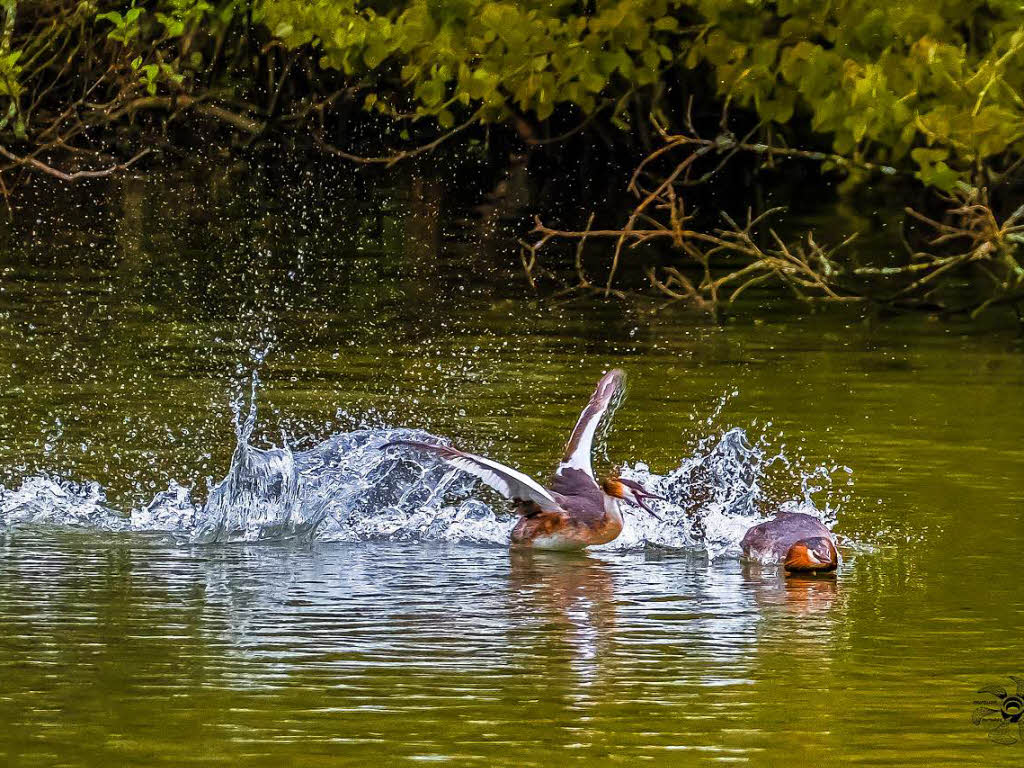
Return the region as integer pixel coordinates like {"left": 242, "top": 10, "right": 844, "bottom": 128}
{"left": 741, "top": 512, "right": 835, "bottom": 562}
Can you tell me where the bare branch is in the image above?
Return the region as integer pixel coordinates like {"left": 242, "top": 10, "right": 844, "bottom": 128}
{"left": 0, "top": 145, "right": 149, "bottom": 182}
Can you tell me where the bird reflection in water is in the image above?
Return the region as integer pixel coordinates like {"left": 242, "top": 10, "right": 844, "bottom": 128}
{"left": 744, "top": 563, "right": 840, "bottom": 617}
{"left": 745, "top": 561, "right": 839, "bottom": 634}
{"left": 507, "top": 550, "right": 616, "bottom": 693}
{"left": 739, "top": 568, "right": 843, "bottom": 761}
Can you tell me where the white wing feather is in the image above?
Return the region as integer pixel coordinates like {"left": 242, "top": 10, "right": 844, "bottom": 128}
{"left": 558, "top": 368, "right": 626, "bottom": 479}
{"left": 385, "top": 440, "right": 561, "bottom": 512}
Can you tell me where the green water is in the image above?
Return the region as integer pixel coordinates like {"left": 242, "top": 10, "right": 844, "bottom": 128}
{"left": 1, "top": 166, "right": 1023, "bottom": 765}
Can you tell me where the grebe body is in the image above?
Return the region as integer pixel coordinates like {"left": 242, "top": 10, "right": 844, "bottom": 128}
{"left": 741, "top": 512, "right": 839, "bottom": 573}
{"left": 386, "top": 369, "right": 662, "bottom": 550}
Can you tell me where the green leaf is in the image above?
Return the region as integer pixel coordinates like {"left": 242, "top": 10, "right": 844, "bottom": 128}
{"left": 364, "top": 41, "right": 389, "bottom": 69}
{"left": 416, "top": 77, "right": 445, "bottom": 107}
{"left": 95, "top": 11, "right": 123, "bottom": 26}
{"left": 580, "top": 69, "right": 605, "bottom": 93}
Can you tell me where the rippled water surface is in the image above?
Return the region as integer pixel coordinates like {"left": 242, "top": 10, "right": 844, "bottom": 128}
{"left": 1, "top": 165, "right": 1023, "bottom": 765}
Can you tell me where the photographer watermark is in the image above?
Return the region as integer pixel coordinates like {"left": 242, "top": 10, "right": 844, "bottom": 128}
{"left": 973, "top": 676, "right": 1024, "bottom": 745}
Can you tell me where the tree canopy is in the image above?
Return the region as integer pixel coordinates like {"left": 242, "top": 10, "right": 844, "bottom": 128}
{"left": 1, "top": 1, "right": 1023, "bottom": 190}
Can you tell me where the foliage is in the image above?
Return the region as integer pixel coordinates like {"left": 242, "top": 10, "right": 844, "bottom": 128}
{"left": 1, "top": 1, "right": 1023, "bottom": 190}
{"left": 94, "top": 0, "right": 240, "bottom": 94}
{"left": 257, "top": 0, "right": 685, "bottom": 129}
{"left": 0, "top": 0, "right": 254, "bottom": 189}
{"left": 0, "top": 0, "right": 1023, "bottom": 319}
{"left": 683, "top": 1, "right": 1024, "bottom": 190}
{"left": 252, "top": 0, "right": 1024, "bottom": 189}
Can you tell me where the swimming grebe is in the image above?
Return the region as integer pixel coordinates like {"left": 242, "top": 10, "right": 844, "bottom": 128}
{"left": 385, "top": 369, "right": 664, "bottom": 550}
{"left": 741, "top": 512, "right": 839, "bottom": 573}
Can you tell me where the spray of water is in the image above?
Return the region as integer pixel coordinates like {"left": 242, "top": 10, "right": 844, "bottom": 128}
{"left": 0, "top": 380, "right": 849, "bottom": 555}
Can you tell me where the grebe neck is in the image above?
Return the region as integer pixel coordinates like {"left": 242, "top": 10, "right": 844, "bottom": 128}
{"left": 604, "top": 494, "right": 625, "bottom": 524}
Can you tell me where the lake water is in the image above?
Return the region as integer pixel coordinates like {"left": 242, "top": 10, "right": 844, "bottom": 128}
{"left": 1, "top": 163, "right": 1022, "bottom": 765}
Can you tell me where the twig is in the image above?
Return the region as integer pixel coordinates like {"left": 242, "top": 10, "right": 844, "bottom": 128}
{"left": 0, "top": 145, "right": 149, "bottom": 181}
{"left": 111, "top": 95, "right": 265, "bottom": 135}
{"left": 316, "top": 108, "right": 484, "bottom": 167}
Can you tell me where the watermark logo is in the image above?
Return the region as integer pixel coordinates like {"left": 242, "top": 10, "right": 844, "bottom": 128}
{"left": 973, "top": 676, "right": 1024, "bottom": 745}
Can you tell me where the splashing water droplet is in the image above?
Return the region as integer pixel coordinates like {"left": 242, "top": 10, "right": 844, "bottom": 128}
{"left": 1, "top": 380, "right": 848, "bottom": 554}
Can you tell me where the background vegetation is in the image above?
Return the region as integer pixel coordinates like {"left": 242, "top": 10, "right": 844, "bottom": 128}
{"left": 2, "top": 0, "right": 1024, "bottom": 318}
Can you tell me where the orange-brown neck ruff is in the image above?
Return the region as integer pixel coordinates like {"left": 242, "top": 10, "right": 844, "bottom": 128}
{"left": 600, "top": 477, "right": 624, "bottom": 499}
{"left": 784, "top": 542, "right": 838, "bottom": 572}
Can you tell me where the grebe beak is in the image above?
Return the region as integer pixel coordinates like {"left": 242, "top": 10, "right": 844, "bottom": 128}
{"left": 617, "top": 478, "right": 668, "bottom": 522}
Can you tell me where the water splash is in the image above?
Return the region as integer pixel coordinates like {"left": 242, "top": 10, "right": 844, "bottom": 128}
{"left": 0, "top": 475, "right": 128, "bottom": 532}
{"left": 616, "top": 428, "right": 837, "bottom": 558}
{"left": 0, "top": 390, "right": 848, "bottom": 555}
{"left": 191, "top": 374, "right": 312, "bottom": 543}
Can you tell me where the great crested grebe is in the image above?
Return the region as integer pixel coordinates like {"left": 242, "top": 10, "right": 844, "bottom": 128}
{"left": 384, "top": 369, "right": 664, "bottom": 550}
{"left": 741, "top": 511, "right": 839, "bottom": 574}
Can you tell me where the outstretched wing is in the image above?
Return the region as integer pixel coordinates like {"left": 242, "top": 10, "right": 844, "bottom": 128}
{"left": 384, "top": 440, "right": 561, "bottom": 512}
{"left": 557, "top": 368, "right": 626, "bottom": 479}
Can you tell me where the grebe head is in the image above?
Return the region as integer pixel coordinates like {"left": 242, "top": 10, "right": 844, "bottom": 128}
{"left": 601, "top": 475, "right": 668, "bottom": 521}
{"left": 783, "top": 536, "right": 838, "bottom": 573}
